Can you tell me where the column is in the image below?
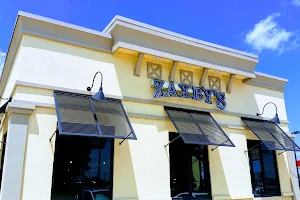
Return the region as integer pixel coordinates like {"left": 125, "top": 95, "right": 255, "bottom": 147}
{"left": 287, "top": 135, "right": 300, "bottom": 200}
{"left": 0, "top": 102, "right": 34, "bottom": 200}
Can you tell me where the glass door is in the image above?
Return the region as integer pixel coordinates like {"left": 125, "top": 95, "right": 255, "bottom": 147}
{"left": 190, "top": 146, "right": 211, "bottom": 199}
{"left": 169, "top": 133, "right": 211, "bottom": 200}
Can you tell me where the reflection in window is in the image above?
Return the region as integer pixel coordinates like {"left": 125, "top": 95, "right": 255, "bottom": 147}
{"left": 51, "top": 136, "right": 113, "bottom": 200}
{"left": 169, "top": 133, "right": 211, "bottom": 200}
{"left": 247, "top": 140, "right": 280, "bottom": 197}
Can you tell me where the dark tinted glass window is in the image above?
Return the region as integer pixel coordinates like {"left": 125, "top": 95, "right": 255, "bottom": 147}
{"left": 169, "top": 133, "right": 211, "bottom": 200}
{"left": 51, "top": 136, "right": 113, "bottom": 200}
{"left": 247, "top": 140, "right": 280, "bottom": 197}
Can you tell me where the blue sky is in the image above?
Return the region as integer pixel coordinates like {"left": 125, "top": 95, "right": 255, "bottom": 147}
{"left": 0, "top": 1, "right": 300, "bottom": 145}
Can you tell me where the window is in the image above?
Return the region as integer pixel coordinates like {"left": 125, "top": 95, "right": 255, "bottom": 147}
{"left": 51, "top": 136, "right": 114, "bottom": 200}
{"left": 169, "top": 133, "right": 211, "bottom": 200}
{"left": 247, "top": 140, "right": 281, "bottom": 197}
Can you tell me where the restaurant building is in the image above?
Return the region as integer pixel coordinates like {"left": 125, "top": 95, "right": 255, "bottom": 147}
{"left": 0, "top": 11, "right": 299, "bottom": 200}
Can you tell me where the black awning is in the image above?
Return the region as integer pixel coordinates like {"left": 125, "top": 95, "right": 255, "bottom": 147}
{"left": 242, "top": 117, "right": 300, "bottom": 151}
{"left": 54, "top": 91, "right": 136, "bottom": 140}
{"left": 165, "top": 107, "right": 235, "bottom": 147}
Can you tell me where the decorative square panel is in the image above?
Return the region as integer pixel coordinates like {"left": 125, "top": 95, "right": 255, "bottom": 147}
{"left": 147, "top": 62, "right": 162, "bottom": 79}
{"left": 209, "top": 76, "right": 221, "bottom": 91}
{"left": 180, "top": 70, "right": 193, "bottom": 85}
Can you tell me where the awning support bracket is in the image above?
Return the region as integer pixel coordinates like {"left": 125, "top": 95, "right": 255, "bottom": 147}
{"left": 169, "top": 61, "right": 178, "bottom": 82}
{"left": 244, "top": 142, "right": 262, "bottom": 153}
{"left": 226, "top": 74, "right": 235, "bottom": 94}
{"left": 49, "top": 129, "right": 58, "bottom": 142}
{"left": 278, "top": 150, "right": 287, "bottom": 155}
{"left": 211, "top": 139, "right": 229, "bottom": 151}
{"left": 200, "top": 68, "right": 209, "bottom": 87}
{"left": 119, "top": 132, "right": 133, "bottom": 145}
{"left": 165, "top": 135, "right": 181, "bottom": 148}
{"left": 133, "top": 53, "right": 144, "bottom": 76}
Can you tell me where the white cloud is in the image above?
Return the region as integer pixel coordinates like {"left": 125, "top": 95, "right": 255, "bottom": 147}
{"left": 245, "top": 13, "right": 299, "bottom": 53}
{"left": 0, "top": 50, "right": 6, "bottom": 74}
{"left": 292, "top": 0, "right": 300, "bottom": 6}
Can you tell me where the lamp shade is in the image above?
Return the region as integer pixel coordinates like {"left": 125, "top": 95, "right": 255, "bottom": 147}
{"left": 270, "top": 113, "right": 280, "bottom": 124}
{"left": 92, "top": 88, "right": 106, "bottom": 101}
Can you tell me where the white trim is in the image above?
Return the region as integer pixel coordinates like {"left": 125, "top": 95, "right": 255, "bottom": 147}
{"left": 111, "top": 21, "right": 258, "bottom": 63}
{"left": 113, "top": 42, "right": 256, "bottom": 78}
{"left": 22, "top": 29, "right": 112, "bottom": 54}
{"left": 244, "top": 81, "right": 286, "bottom": 92}
{"left": 255, "top": 71, "right": 288, "bottom": 83}
{"left": 18, "top": 11, "right": 112, "bottom": 39}
{"left": 12, "top": 100, "right": 55, "bottom": 109}
{"left": 103, "top": 15, "right": 258, "bottom": 61}
{"left": 14, "top": 80, "right": 123, "bottom": 100}
{"left": 7, "top": 100, "right": 250, "bottom": 131}
{"left": 6, "top": 102, "right": 35, "bottom": 111}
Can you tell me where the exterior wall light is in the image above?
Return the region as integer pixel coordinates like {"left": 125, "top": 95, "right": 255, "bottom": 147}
{"left": 256, "top": 102, "right": 280, "bottom": 124}
{"left": 87, "top": 71, "right": 106, "bottom": 101}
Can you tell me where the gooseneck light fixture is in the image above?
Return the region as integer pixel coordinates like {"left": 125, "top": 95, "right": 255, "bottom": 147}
{"left": 256, "top": 102, "right": 280, "bottom": 124}
{"left": 87, "top": 71, "right": 106, "bottom": 101}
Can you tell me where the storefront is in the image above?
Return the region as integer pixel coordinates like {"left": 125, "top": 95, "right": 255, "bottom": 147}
{"left": 0, "top": 11, "right": 299, "bottom": 200}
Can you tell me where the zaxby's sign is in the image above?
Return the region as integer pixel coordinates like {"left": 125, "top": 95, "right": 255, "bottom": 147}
{"left": 152, "top": 79, "right": 227, "bottom": 110}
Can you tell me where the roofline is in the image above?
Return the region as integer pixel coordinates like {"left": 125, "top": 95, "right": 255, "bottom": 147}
{"left": 0, "top": 12, "right": 289, "bottom": 99}
{"left": 103, "top": 15, "right": 258, "bottom": 61}
{"left": 18, "top": 11, "right": 112, "bottom": 39}
{"left": 255, "top": 71, "right": 288, "bottom": 83}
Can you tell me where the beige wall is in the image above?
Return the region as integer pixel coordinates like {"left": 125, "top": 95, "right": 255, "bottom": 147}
{"left": 0, "top": 35, "right": 294, "bottom": 200}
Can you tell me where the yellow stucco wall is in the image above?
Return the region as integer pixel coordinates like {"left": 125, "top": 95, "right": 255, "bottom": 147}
{"left": 0, "top": 34, "right": 294, "bottom": 200}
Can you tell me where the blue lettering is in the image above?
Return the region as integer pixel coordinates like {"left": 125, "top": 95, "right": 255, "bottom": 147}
{"left": 192, "top": 86, "right": 204, "bottom": 101}
{"left": 178, "top": 84, "right": 191, "bottom": 98}
{"left": 202, "top": 88, "right": 213, "bottom": 104}
{"left": 152, "top": 80, "right": 227, "bottom": 110}
{"left": 164, "top": 82, "right": 178, "bottom": 97}
{"left": 215, "top": 91, "right": 227, "bottom": 110}
{"left": 153, "top": 79, "right": 165, "bottom": 98}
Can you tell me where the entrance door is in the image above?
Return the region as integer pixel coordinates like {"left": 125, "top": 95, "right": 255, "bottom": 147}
{"left": 169, "top": 133, "right": 211, "bottom": 200}
{"left": 51, "top": 136, "right": 114, "bottom": 200}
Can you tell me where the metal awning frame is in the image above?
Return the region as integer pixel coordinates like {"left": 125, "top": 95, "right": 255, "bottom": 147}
{"left": 165, "top": 106, "right": 235, "bottom": 149}
{"left": 54, "top": 91, "right": 136, "bottom": 141}
{"left": 242, "top": 117, "right": 300, "bottom": 154}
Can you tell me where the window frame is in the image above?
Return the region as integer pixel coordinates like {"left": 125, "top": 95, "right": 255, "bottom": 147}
{"left": 247, "top": 140, "right": 281, "bottom": 197}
